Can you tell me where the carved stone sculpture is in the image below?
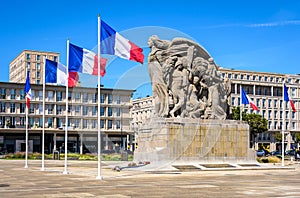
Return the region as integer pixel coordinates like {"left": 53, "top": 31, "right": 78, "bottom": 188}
{"left": 148, "top": 35, "right": 231, "bottom": 120}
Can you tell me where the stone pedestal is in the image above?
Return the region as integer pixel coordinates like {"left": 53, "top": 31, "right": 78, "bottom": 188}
{"left": 134, "top": 118, "right": 256, "bottom": 163}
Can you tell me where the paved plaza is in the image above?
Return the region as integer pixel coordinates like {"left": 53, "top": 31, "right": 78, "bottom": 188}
{"left": 1, "top": 159, "right": 300, "bottom": 197}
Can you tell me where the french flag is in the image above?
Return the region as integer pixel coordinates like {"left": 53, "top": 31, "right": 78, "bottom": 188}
{"left": 45, "top": 59, "right": 79, "bottom": 87}
{"left": 24, "top": 71, "right": 31, "bottom": 108}
{"left": 283, "top": 83, "right": 296, "bottom": 112}
{"left": 241, "top": 88, "right": 259, "bottom": 111}
{"left": 69, "top": 43, "right": 107, "bottom": 77}
{"left": 100, "top": 20, "right": 144, "bottom": 64}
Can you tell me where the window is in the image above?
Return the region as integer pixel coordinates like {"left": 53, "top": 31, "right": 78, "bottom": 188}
{"left": 20, "top": 90, "right": 25, "bottom": 100}
{"left": 100, "top": 107, "right": 105, "bottom": 116}
{"left": 57, "top": 105, "right": 62, "bottom": 115}
{"left": 48, "top": 104, "right": 54, "bottom": 114}
{"left": 36, "top": 71, "right": 40, "bottom": 78}
{"left": 48, "top": 118, "right": 53, "bottom": 128}
{"left": 83, "top": 120, "right": 88, "bottom": 129}
{"left": 253, "top": 76, "right": 256, "bottom": 81}
{"left": 274, "top": 121, "right": 277, "bottom": 129}
{"left": 234, "top": 74, "right": 238, "bottom": 79}
{"left": 256, "top": 99, "right": 260, "bottom": 107}
{"left": 264, "top": 76, "right": 268, "bottom": 81}
{"left": 53, "top": 56, "right": 57, "bottom": 62}
{"left": 0, "top": 88, "right": 5, "bottom": 99}
{"left": 10, "top": 103, "right": 15, "bottom": 113}
{"left": 29, "top": 104, "right": 34, "bottom": 114}
{"left": 274, "top": 110, "right": 277, "bottom": 119}
{"left": 292, "top": 111, "right": 295, "bottom": 119}
{"left": 26, "top": 54, "right": 30, "bottom": 60}
{"left": 75, "top": 105, "right": 80, "bottom": 113}
{"left": 29, "top": 117, "right": 34, "bottom": 127}
{"left": 0, "top": 102, "right": 5, "bottom": 113}
{"left": 108, "top": 107, "right": 112, "bottom": 116}
{"left": 262, "top": 110, "right": 266, "bottom": 118}
{"left": 117, "top": 108, "right": 121, "bottom": 117}
{"left": 228, "top": 73, "right": 231, "bottom": 78}
{"left": 75, "top": 92, "right": 80, "bottom": 102}
{"left": 100, "top": 120, "right": 105, "bottom": 128}
{"left": 108, "top": 120, "right": 112, "bottom": 129}
{"left": 270, "top": 77, "right": 273, "bottom": 82}
{"left": 38, "top": 118, "right": 43, "bottom": 128}
{"left": 10, "top": 89, "right": 16, "bottom": 99}
{"left": 100, "top": 94, "right": 105, "bottom": 103}
{"left": 68, "top": 92, "right": 72, "bottom": 100}
{"left": 48, "top": 91, "right": 53, "bottom": 101}
{"left": 39, "top": 91, "right": 43, "bottom": 100}
{"left": 268, "top": 99, "right": 271, "bottom": 108}
{"left": 36, "top": 80, "right": 40, "bottom": 84}
{"left": 262, "top": 99, "right": 266, "bottom": 108}
{"left": 292, "top": 88, "right": 296, "bottom": 97}
{"left": 74, "top": 119, "right": 80, "bottom": 128}
{"left": 92, "top": 120, "right": 97, "bottom": 129}
{"left": 274, "top": 99, "right": 278, "bottom": 108}
{"left": 39, "top": 104, "right": 43, "bottom": 114}
{"left": 20, "top": 103, "right": 25, "bottom": 113}
{"left": 57, "top": 118, "right": 63, "bottom": 128}
{"left": 27, "top": 62, "right": 30, "bottom": 69}
{"left": 268, "top": 110, "right": 272, "bottom": 118}
{"left": 240, "top": 74, "right": 244, "bottom": 79}
{"left": 83, "top": 106, "right": 88, "bottom": 116}
{"left": 92, "top": 94, "right": 97, "bottom": 103}
{"left": 31, "top": 90, "right": 35, "bottom": 100}
{"left": 57, "top": 91, "right": 62, "bottom": 101}
{"left": 116, "top": 120, "right": 121, "bottom": 129}
{"left": 116, "top": 95, "right": 121, "bottom": 104}
{"left": 108, "top": 94, "right": 113, "bottom": 104}
{"left": 36, "top": 54, "right": 40, "bottom": 61}
{"left": 92, "top": 106, "right": 97, "bottom": 116}
{"left": 83, "top": 93, "right": 88, "bottom": 103}
{"left": 246, "top": 75, "right": 250, "bottom": 80}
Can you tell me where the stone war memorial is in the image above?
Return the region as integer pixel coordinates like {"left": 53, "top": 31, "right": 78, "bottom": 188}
{"left": 134, "top": 35, "right": 256, "bottom": 168}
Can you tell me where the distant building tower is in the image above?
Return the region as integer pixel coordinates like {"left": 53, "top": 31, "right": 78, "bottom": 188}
{"left": 9, "top": 50, "right": 60, "bottom": 85}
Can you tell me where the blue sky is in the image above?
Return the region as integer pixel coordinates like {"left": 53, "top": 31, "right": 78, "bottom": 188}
{"left": 1, "top": 0, "right": 300, "bottom": 98}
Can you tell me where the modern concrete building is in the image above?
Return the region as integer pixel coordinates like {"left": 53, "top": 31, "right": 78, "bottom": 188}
{"left": 0, "top": 82, "right": 134, "bottom": 154}
{"left": 9, "top": 50, "right": 60, "bottom": 85}
{"left": 132, "top": 68, "right": 300, "bottom": 152}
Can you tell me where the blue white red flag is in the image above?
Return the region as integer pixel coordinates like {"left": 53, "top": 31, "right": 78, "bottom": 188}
{"left": 69, "top": 43, "right": 107, "bottom": 76}
{"left": 100, "top": 20, "right": 144, "bottom": 64}
{"left": 45, "top": 59, "right": 79, "bottom": 87}
{"left": 241, "top": 88, "right": 259, "bottom": 111}
{"left": 24, "top": 71, "right": 31, "bottom": 108}
{"left": 283, "top": 83, "right": 296, "bottom": 112}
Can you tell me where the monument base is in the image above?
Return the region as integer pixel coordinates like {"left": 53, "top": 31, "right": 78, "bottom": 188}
{"left": 134, "top": 118, "right": 256, "bottom": 165}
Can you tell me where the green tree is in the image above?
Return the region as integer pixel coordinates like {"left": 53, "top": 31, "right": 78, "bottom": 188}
{"left": 232, "top": 106, "right": 268, "bottom": 148}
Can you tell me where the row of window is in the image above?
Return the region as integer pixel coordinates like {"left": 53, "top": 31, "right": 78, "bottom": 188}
{"left": 0, "top": 102, "right": 124, "bottom": 117}
{"left": 232, "top": 97, "right": 297, "bottom": 109}
{"left": 0, "top": 88, "right": 122, "bottom": 104}
{"left": 26, "top": 53, "right": 58, "bottom": 62}
{"left": 0, "top": 116, "right": 121, "bottom": 130}
{"left": 223, "top": 72, "right": 296, "bottom": 84}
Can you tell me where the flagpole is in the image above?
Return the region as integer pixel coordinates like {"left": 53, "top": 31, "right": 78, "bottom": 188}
{"left": 41, "top": 57, "right": 46, "bottom": 171}
{"left": 63, "top": 39, "right": 70, "bottom": 174}
{"left": 96, "top": 14, "right": 103, "bottom": 180}
{"left": 25, "top": 70, "right": 29, "bottom": 169}
{"left": 282, "top": 82, "right": 286, "bottom": 167}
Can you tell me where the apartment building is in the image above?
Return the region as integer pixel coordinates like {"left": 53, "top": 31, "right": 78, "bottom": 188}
{"left": 9, "top": 50, "right": 60, "bottom": 85}
{"left": 132, "top": 68, "right": 300, "bottom": 152}
{"left": 0, "top": 82, "right": 134, "bottom": 154}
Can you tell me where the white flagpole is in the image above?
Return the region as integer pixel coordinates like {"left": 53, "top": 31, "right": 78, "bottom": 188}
{"left": 41, "top": 57, "right": 46, "bottom": 171}
{"left": 63, "top": 39, "right": 70, "bottom": 174}
{"left": 96, "top": 14, "right": 103, "bottom": 180}
{"left": 282, "top": 82, "right": 286, "bottom": 167}
{"left": 25, "top": 70, "right": 29, "bottom": 169}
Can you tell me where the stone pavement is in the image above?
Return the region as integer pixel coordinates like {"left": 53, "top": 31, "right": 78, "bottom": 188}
{"left": 1, "top": 159, "right": 300, "bottom": 197}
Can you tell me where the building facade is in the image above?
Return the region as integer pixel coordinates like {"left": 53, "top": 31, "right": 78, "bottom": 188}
{"left": 9, "top": 50, "right": 60, "bottom": 84}
{"left": 0, "top": 82, "right": 135, "bottom": 154}
{"left": 132, "top": 68, "right": 300, "bottom": 152}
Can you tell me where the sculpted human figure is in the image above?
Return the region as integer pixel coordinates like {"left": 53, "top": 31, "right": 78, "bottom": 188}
{"left": 148, "top": 35, "right": 171, "bottom": 117}
{"left": 169, "top": 58, "right": 189, "bottom": 117}
{"left": 186, "top": 76, "right": 207, "bottom": 118}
